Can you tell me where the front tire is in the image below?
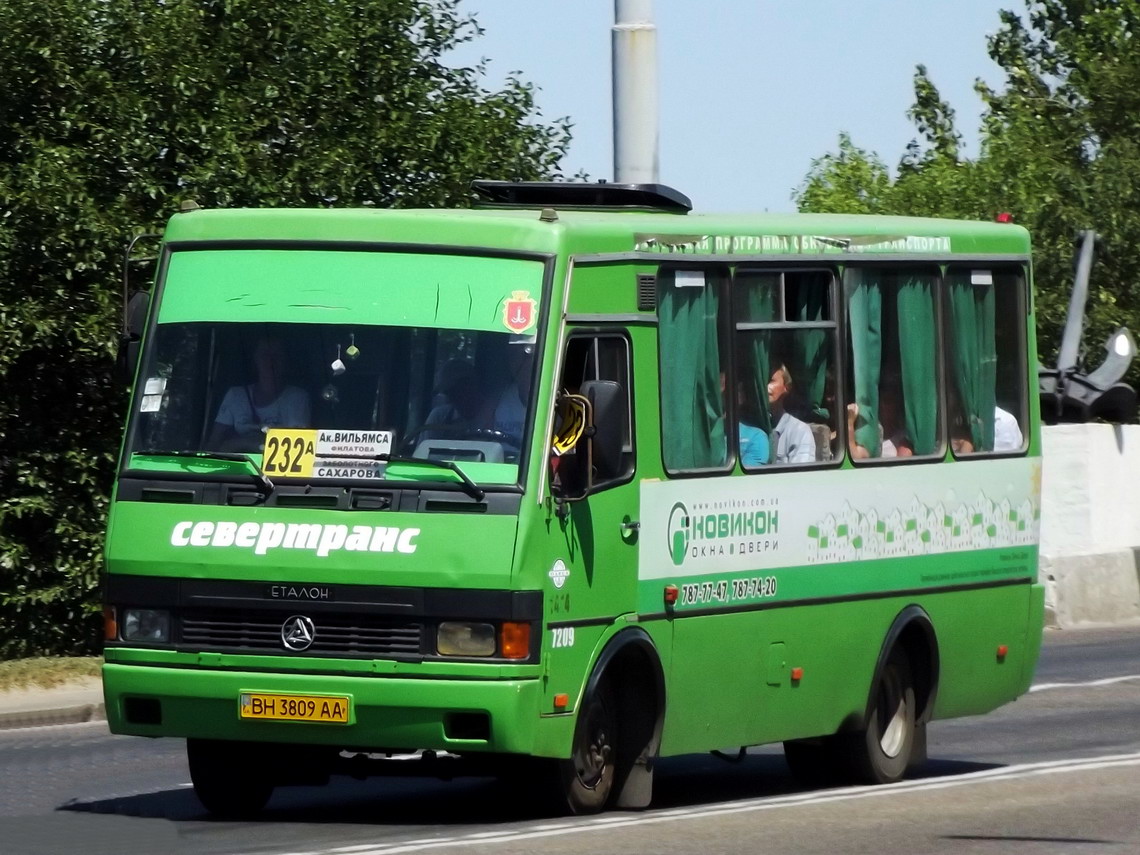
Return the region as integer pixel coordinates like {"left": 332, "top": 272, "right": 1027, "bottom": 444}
{"left": 187, "top": 739, "right": 275, "bottom": 818}
{"left": 556, "top": 685, "right": 618, "bottom": 814}
{"left": 846, "top": 647, "right": 916, "bottom": 784}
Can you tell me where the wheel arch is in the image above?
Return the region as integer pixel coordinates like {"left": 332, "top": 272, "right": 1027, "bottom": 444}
{"left": 864, "top": 605, "right": 940, "bottom": 727}
{"left": 581, "top": 625, "right": 666, "bottom": 809}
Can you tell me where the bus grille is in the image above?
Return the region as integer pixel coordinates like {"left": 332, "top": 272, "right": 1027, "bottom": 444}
{"left": 180, "top": 611, "right": 424, "bottom": 657}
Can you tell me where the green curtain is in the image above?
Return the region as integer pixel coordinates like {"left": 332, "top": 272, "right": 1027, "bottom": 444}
{"left": 789, "top": 273, "right": 830, "bottom": 419}
{"left": 743, "top": 274, "right": 777, "bottom": 436}
{"left": 659, "top": 269, "right": 727, "bottom": 469}
{"left": 846, "top": 268, "right": 882, "bottom": 456}
{"left": 947, "top": 275, "right": 996, "bottom": 451}
{"left": 896, "top": 273, "right": 938, "bottom": 454}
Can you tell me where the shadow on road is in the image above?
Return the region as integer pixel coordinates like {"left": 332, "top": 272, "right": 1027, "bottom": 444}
{"left": 57, "top": 749, "right": 1005, "bottom": 827}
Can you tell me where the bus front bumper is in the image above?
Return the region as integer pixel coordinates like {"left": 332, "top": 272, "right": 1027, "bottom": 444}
{"left": 103, "top": 663, "right": 553, "bottom": 756}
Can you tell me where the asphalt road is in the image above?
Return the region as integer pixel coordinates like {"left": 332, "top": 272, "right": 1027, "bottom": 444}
{"left": 2, "top": 624, "right": 1139, "bottom": 855}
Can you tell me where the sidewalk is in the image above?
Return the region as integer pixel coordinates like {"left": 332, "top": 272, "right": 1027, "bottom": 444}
{"left": 0, "top": 677, "right": 105, "bottom": 730}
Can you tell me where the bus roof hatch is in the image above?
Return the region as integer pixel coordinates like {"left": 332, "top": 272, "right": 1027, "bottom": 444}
{"left": 471, "top": 180, "right": 692, "bottom": 214}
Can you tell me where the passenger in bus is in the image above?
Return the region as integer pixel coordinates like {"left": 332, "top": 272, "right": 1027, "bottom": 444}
{"left": 768, "top": 364, "right": 815, "bottom": 464}
{"left": 736, "top": 380, "right": 770, "bottom": 467}
{"left": 208, "top": 336, "right": 311, "bottom": 451}
{"left": 846, "top": 394, "right": 913, "bottom": 459}
{"left": 994, "top": 405, "right": 1023, "bottom": 451}
{"left": 487, "top": 340, "right": 534, "bottom": 446}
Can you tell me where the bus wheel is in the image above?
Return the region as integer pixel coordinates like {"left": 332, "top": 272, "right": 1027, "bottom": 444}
{"left": 557, "top": 684, "right": 618, "bottom": 814}
{"left": 187, "top": 738, "right": 275, "bottom": 818}
{"left": 848, "top": 647, "right": 916, "bottom": 784}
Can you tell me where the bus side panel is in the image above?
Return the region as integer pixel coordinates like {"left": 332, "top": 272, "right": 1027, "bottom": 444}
{"left": 659, "top": 582, "right": 1038, "bottom": 757}
{"left": 661, "top": 601, "right": 881, "bottom": 755}
{"left": 927, "top": 582, "right": 1039, "bottom": 719}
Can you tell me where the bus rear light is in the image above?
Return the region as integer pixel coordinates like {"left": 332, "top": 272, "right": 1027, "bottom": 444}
{"left": 103, "top": 606, "right": 118, "bottom": 641}
{"left": 500, "top": 622, "right": 531, "bottom": 659}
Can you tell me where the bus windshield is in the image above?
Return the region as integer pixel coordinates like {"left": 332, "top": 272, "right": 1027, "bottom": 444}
{"left": 124, "top": 249, "right": 545, "bottom": 485}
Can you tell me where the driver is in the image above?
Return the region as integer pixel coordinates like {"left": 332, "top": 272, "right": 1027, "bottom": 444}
{"left": 424, "top": 344, "right": 533, "bottom": 449}
{"left": 425, "top": 360, "right": 482, "bottom": 426}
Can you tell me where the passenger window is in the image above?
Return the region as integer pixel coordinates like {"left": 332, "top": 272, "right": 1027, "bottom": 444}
{"left": 945, "top": 267, "right": 1027, "bottom": 454}
{"left": 733, "top": 269, "right": 839, "bottom": 467}
{"left": 657, "top": 266, "right": 730, "bottom": 472}
{"left": 845, "top": 266, "right": 942, "bottom": 461}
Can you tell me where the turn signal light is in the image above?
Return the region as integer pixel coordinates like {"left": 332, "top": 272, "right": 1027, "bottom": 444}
{"left": 791, "top": 667, "right": 804, "bottom": 682}
{"left": 996, "top": 644, "right": 1009, "bottom": 661}
{"left": 103, "top": 606, "right": 118, "bottom": 641}
{"left": 553, "top": 693, "right": 569, "bottom": 709}
{"left": 664, "top": 585, "right": 679, "bottom": 605}
{"left": 500, "top": 622, "right": 531, "bottom": 660}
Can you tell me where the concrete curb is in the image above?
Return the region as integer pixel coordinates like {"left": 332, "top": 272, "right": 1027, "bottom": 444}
{"left": 0, "top": 701, "right": 106, "bottom": 731}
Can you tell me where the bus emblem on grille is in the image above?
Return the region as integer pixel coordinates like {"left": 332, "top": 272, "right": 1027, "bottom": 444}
{"left": 281, "top": 615, "right": 316, "bottom": 651}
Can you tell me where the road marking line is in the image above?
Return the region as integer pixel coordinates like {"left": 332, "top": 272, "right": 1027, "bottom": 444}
{"left": 277, "top": 750, "right": 1140, "bottom": 855}
{"left": 1030, "top": 674, "right": 1140, "bottom": 692}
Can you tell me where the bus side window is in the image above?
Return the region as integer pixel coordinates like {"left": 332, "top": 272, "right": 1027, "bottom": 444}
{"left": 944, "top": 267, "right": 1028, "bottom": 455}
{"left": 845, "top": 266, "right": 943, "bottom": 461}
{"left": 733, "top": 268, "right": 839, "bottom": 467}
{"left": 658, "top": 266, "right": 730, "bottom": 473}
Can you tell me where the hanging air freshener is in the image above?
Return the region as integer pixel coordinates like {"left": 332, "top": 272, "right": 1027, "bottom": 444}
{"left": 345, "top": 333, "right": 360, "bottom": 360}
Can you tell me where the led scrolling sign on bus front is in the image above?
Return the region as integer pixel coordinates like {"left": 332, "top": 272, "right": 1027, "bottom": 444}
{"left": 633, "top": 234, "right": 953, "bottom": 255}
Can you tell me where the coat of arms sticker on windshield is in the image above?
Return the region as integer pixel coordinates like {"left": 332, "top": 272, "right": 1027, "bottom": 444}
{"left": 502, "top": 290, "right": 537, "bottom": 333}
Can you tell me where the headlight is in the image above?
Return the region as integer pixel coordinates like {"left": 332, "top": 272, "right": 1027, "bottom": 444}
{"left": 121, "top": 609, "right": 171, "bottom": 643}
{"left": 437, "top": 621, "right": 496, "bottom": 657}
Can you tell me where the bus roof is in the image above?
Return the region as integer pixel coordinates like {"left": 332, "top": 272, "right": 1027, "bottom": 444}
{"left": 162, "top": 205, "right": 1031, "bottom": 258}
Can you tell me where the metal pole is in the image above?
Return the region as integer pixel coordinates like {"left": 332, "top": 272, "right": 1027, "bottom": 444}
{"left": 612, "top": 0, "right": 659, "bottom": 184}
{"left": 1058, "top": 229, "right": 1097, "bottom": 372}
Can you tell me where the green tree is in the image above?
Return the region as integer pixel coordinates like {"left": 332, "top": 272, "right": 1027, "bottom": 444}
{"left": 796, "top": 1, "right": 1140, "bottom": 375}
{"left": 0, "top": 0, "right": 573, "bottom": 657}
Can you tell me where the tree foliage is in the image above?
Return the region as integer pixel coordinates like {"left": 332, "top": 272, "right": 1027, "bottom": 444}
{"left": 795, "top": 1, "right": 1140, "bottom": 377}
{"left": 0, "top": 0, "right": 573, "bottom": 657}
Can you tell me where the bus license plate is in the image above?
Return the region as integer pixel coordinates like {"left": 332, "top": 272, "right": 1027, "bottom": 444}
{"left": 239, "top": 692, "right": 351, "bottom": 724}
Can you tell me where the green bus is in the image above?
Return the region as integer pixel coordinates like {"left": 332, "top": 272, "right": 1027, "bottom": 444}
{"left": 103, "top": 181, "right": 1044, "bottom": 816}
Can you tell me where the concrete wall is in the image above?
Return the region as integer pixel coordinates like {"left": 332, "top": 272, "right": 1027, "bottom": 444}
{"left": 1040, "top": 423, "right": 1140, "bottom": 627}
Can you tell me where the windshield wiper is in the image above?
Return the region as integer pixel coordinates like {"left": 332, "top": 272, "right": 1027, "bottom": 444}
{"left": 135, "top": 449, "right": 274, "bottom": 497}
{"left": 378, "top": 454, "right": 485, "bottom": 502}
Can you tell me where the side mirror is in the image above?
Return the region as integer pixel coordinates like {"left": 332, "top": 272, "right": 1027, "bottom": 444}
{"left": 117, "top": 290, "right": 151, "bottom": 385}
{"left": 581, "top": 379, "right": 626, "bottom": 482}
{"left": 118, "top": 232, "right": 161, "bottom": 386}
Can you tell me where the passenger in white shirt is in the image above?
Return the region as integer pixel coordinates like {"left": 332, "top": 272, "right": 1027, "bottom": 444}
{"left": 768, "top": 364, "right": 816, "bottom": 464}
{"left": 993, "top": 405, "right": 1023, "bottom": 451}
{"left": 209, "top": 337, "right": 310, "bottom": 451}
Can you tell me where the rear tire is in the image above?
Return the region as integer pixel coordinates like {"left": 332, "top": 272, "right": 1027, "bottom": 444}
{"left": 187, "top": 739, "right": 275, "bottom": 818}
{"left": 846, "top": 647, "right": 916, "bottom": 784}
